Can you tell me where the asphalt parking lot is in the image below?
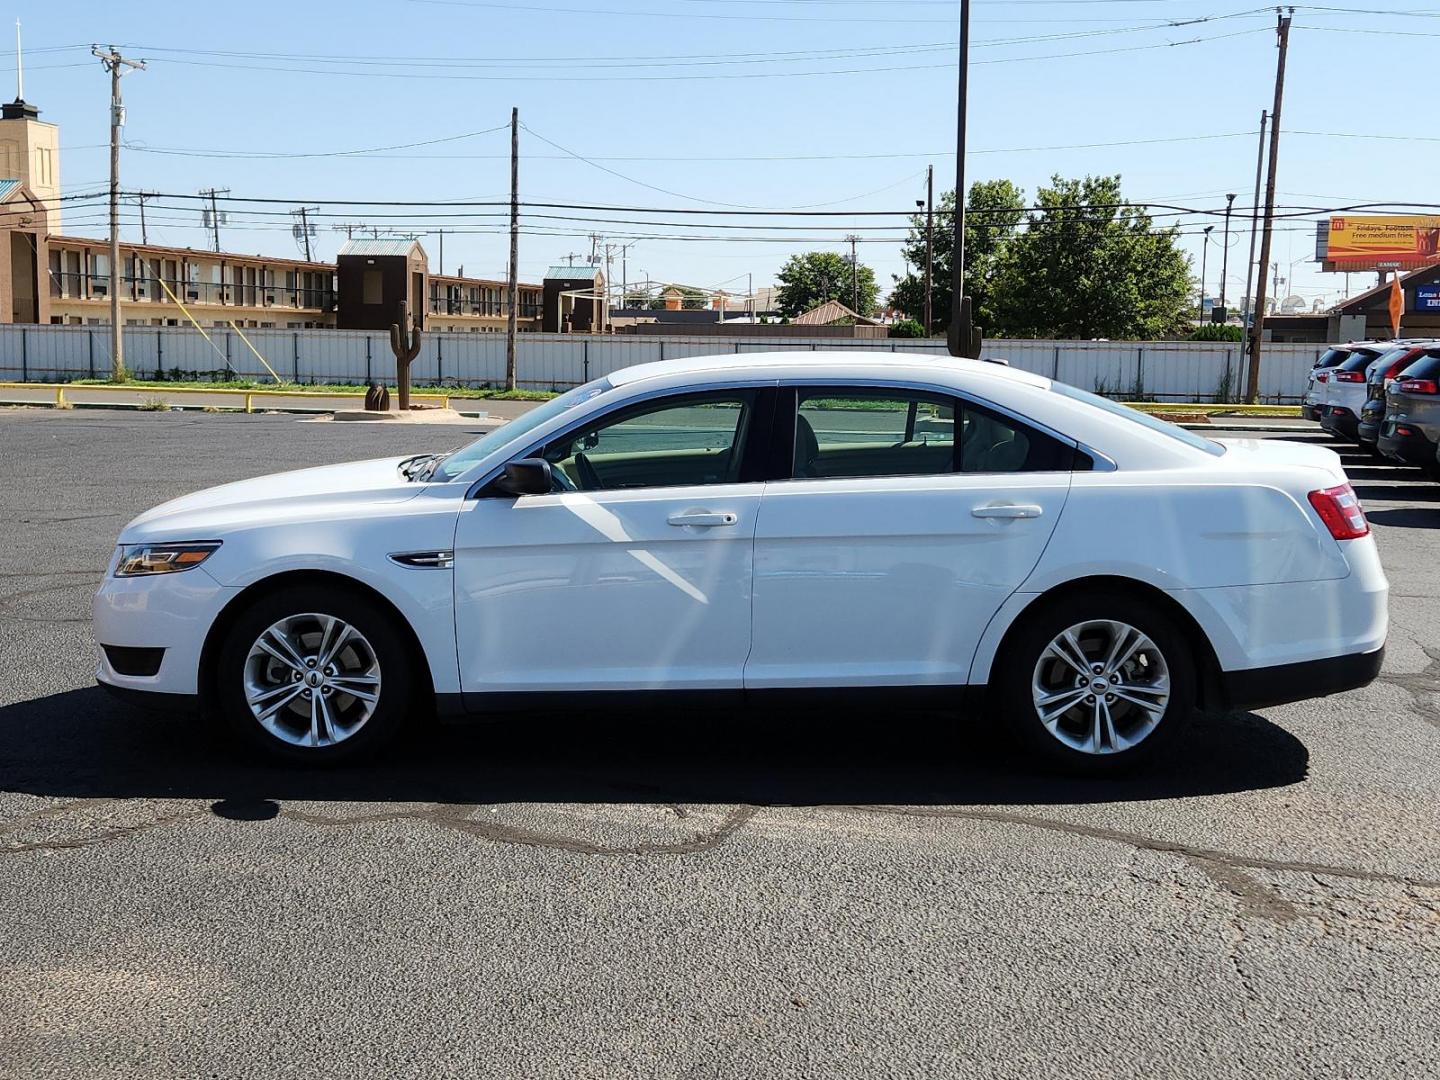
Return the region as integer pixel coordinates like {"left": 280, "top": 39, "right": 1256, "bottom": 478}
{"left": 2, "top": 408, "right": 1438, "bottom": 1079}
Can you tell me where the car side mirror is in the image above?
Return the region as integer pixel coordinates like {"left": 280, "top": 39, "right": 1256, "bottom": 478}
{"left": 492, "top": 458, "right": 553, "bottom": 497}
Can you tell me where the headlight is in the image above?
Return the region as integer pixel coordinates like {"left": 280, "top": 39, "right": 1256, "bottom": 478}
{"left": 115, "top": 542, "right": 221, "bottom": 577}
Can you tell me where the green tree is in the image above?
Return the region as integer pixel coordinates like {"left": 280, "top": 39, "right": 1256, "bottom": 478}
{"left": 776, "top": 250, "right": 879, "bottom": 318}
{"left": 890, "top": 178, "right": 1025, "bottom": 336}
{"left": 989, "top": 174, "right": 1192, "bottom": 340}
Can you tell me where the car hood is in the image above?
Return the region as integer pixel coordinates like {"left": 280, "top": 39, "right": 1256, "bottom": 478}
{"left": 119, "top": 456, "right": 425, "bottom": 542}
{"left": 1212, "top": 437, "right": 1348, "bottom": 484}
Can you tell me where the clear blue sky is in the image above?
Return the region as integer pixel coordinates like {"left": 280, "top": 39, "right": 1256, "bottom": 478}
{"left": 10, "top": 1, "right": 1434, "bottom": 308}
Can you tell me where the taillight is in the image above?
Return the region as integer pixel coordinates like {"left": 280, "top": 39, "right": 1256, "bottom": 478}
{"left": 1397, "top": 379, "right": 1439, "bottom": 394}
{"left": 1316, "top": 372, "right": 1329, "bottom": 383}
{"left": 1335, "top": 371, "right": 1365, "bottom": 383}
{"left": 1308, "top": 483, "right": 1369, "bottom": 540}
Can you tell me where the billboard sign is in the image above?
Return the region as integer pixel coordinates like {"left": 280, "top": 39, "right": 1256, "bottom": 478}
{"left": 1415, "top": 284, "right": 1440, "bottom": 313}
{"left": 1326, "top": 215, "right": 1440, "bottom": 271}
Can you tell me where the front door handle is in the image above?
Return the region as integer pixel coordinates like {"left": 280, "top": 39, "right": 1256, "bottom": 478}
{"left": 971, "top": 503, "right": 1044, "bottom": 520}
{"left": 667, "top": 510, "right": 738, "bottom": 527}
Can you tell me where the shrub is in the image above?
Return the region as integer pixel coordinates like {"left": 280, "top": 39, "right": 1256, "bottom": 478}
{"left": 1190, "top": 323, "right": 1243, "bottom": 342}
{"left": 888, "top": 319, "right": 926, "bottom": 339}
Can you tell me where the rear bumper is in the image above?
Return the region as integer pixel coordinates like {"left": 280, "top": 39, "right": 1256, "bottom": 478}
{"left": 1357, "top": 416, "right": 1382, "bottom": 445}
{"left": 1378, "top": 424, "right": 1437, "bottom": 465}
{"left": 1301, "top": 403, "right": 1323, "bottom": 422}
{"left": 1220, "top": 645, "right": 1384, "bottom": 712}
{"left": 1321, "top": 407, "right": 1360, "bottom": 439}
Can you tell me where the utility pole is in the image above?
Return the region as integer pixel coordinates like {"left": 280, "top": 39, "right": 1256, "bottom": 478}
{"left": 505, "top": 106, "right": 520, "bottom": 392}
{"left": 1245, "top": 9, "right": 1292, "bottom": 404}
{"left": 1199, "top": 225, "right": 1214, "bottom": 319}
{"left": 92, "top": 45, "right": 144, "bottom": 381}
{"left": 924, "top": 164, "right": 934, "bottom": 335}
{"left": 135, "top": 190, "right": 157, "bottom": 246}
{"left": 199, "top": 187, "right": 229, "bottom": 253}
{"left": 1240, "top": 110, "right": 1267, "bottom": 342}
{"left": 437, "top": 227, "right": 444, "bottom": 275}
{"left": 845, "top": 234, "right": 860, "bottom": 312}
{"left": 946, "top": 0, "right": 973, "bottom": 357}
{"left": 1219, "top": 192, "right": 1236, "bottom": 312}
{"left": 291, "top": 206, "right": 318, "bottom": 262}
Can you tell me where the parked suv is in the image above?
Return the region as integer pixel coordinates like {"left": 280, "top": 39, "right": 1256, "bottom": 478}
{"left": 1358, "top": 343, "right": 1436, "bottom": 451}
{"left": 1319, "top": 345, "right": 1388, "bottom": 440}
{"left": 1378, "top": 346, "right": 1440, "bottom": 472}
{"left": 1303, "top": 343, "right": 1369, "bottom": 421}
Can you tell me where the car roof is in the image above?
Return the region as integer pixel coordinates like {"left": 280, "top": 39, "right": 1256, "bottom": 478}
{"left": 607, "top": 350, "right": 1053, "bottom": 392}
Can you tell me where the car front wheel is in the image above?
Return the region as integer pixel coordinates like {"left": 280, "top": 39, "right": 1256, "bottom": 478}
{"left": 215, "top": 585, "right": 416, "bottom": 763}
{"left": 997, "top": 592, "right": 1194, "bottom": 773}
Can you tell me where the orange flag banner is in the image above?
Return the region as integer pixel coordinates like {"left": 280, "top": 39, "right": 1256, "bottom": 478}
{"left": 1388, "top": 275, "right": 1404, "bottom": 338}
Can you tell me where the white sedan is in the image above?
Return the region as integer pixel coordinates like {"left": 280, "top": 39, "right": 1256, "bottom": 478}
{"left": 94, "top": 352, "right": 1388, "bottom": 772}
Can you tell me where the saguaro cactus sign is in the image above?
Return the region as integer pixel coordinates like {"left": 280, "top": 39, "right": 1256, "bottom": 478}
{"left": 389, "top": 300, "right": 422, "bottom": 412}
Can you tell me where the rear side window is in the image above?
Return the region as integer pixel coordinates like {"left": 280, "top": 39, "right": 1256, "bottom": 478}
{"left": 790, "top": 388, "right": 1073, "bottom": 479}
{"left": 1399, "top": 351, "right": 1440, "bottom": 381}
{"left": 1339, "top": 350, "right": 1381, "bottom": 373}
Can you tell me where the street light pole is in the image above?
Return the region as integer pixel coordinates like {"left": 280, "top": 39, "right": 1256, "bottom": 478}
{"left": 924, "top": 165, "right": 934, "bottom": 335}
{"left": 1219, "top": 193, "right": 1236, "bottom": 312}
{"left": 946, "top": 0, "right": 972, "bottom": 357}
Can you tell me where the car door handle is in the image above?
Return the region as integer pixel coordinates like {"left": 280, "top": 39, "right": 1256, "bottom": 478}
{"left": 667, "top": 511, "right": 738, "bottom": 527}
{"left": 971, "top": 503, "right": 1044, "bottom": 520}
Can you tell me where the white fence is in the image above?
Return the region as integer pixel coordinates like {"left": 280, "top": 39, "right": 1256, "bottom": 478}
{"left": 0, "top": 326, "right": 1325, "bottom": 402}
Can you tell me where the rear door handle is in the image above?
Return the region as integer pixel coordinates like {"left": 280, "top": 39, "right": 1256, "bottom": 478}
{"left": 667, "top": 511, "right": 738, "bottom": 527}
{"left": 971, "top": 503, "right": 1044, "bottom": 520}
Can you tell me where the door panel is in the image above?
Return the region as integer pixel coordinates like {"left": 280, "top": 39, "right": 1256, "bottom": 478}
{"left": 454, "top": 485, "right": 760, "bottom": 692}
{"left": 747, "top": 473, "right": 1070, "bottom": 689}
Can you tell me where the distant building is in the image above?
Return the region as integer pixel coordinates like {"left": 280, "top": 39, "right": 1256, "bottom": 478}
{"left": 792, "top": 299, "right": 882, "bottom": 327}
{"left": 542, "top": 265, "right": 608, "bottom": 333}
{"left": 0, "top": 85, "right": 542, "bottom": 331}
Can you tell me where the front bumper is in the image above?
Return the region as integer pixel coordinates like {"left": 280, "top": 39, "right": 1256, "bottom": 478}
{"left": 93, "top": 566, "right": 238, "bottom": 697}
{"left": 1221, "top": 645, "right": 1384, "bottom": 712}
{"left": 1378, "top": 422, "right": 1437, "bottom": 466}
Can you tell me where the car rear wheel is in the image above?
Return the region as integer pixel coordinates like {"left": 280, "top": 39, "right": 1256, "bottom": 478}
{"left": 997, "top": 592, "right": 1194, "bottom": 774}
{"left": 215, "top": 585, "right": 416, "bottom": 763}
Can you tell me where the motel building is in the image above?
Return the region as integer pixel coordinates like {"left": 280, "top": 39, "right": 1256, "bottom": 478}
{"left": 1, "top": 87, "right": 542, "bottom": 334}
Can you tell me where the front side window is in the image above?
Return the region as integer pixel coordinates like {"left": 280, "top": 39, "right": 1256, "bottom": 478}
{"left": 544, "top": 392, "right": 755, "bottom": 491}
{"left": 792, "top": 387, "right": 1072, "bottom": 479}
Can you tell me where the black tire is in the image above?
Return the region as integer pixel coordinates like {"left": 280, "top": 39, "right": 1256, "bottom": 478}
{"left": 214, "top": 584, "right": 419, "bottom": 764}
{"left": 995, "top": 590, "right": 1195, "bottom": 775}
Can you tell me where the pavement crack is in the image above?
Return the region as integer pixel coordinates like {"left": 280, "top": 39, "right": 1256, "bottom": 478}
{"left": 284, "top": 803, "right": 757, "bottom": 857}
{"left": 845, "top": 805, "right": 1440, "bottom": 890}
{"left": 0, "top": 802, "right": 203, "bottom": 854}
{"left": 1372, "top": 645, "right": 1440, "bottom": 731}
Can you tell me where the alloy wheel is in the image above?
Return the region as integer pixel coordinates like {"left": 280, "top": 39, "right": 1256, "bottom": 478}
{"left": 1030, "top": 619, "right": 1171, "bottom": 755}
{"left": 242, "top": 613, "right": 382, "bottom": 748}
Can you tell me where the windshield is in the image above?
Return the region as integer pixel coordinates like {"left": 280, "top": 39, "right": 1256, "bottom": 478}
{"left": 429, "top": 378, "right": 614, "bottom": 483}
{"left": 1050, "top": 381, "right": 1225, "bottom": 457}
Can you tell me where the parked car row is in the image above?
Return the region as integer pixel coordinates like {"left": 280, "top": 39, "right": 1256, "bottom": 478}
{"left": 1307, "top": 338, "right": 1440, "bottom": 475}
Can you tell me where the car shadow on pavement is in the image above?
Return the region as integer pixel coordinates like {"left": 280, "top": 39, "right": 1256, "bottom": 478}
{"left": 0, "top": 687, "right": 1308, "bottom": 809}
{"left": 1352, "top": 482, "right": 1440, "bottom": 504}
{"left": 1366, "top": 506, "right": 1440, "bottom": 528}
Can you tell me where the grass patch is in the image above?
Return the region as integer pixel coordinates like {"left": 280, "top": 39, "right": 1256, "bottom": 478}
{"left": 65, "top": 378, "right": 559, "bottom": 401}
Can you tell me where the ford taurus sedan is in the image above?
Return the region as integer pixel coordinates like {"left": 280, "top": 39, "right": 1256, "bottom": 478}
{"left": 94, "top": 353, "right": 1388, "bottom": 773}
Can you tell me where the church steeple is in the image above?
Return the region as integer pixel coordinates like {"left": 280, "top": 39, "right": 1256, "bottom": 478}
{"left": 3, "top": 19, "right": 37, "bottom": 121}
